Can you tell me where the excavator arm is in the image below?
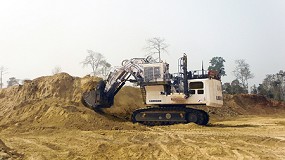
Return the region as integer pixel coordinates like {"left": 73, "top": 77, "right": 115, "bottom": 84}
{"left": 82, "top": 57, "right": 149, "bottom": 110}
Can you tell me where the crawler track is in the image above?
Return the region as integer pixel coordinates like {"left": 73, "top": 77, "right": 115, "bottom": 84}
{"left": 131, "top": 106, "right": 209, "bottom": 126}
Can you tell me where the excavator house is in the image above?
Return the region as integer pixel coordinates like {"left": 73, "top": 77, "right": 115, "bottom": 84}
{"left": 82, "top": 54, "right": 223, "bottom": 125}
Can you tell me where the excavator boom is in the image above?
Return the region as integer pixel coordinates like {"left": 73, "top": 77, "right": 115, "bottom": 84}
{"left": 82, "top": 57, "right": 149, "bottom": 110}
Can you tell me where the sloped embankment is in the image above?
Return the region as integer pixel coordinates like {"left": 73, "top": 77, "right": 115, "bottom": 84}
{"left": 0, "top": 73, "right": 143, "bottom": 132}
{"left": 209, "top": 94, "right": 285, "bottom": 118}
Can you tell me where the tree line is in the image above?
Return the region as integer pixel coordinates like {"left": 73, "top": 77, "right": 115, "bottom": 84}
{"left": 257, "top": 70, "right": 285, "bottom": 101}
{"left": 208, "top": 57, "right": 285, "bottom": 101}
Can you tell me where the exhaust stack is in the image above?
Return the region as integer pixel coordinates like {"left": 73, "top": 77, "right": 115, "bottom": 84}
{"left": 182, "top": 54, "right": 189, "bottom": 98}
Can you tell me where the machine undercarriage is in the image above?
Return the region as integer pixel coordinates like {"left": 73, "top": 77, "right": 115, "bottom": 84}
{"left": 132, "top": 106, "right": 209, "bottom": 126}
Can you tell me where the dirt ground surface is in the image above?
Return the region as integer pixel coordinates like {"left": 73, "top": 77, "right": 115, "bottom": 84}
{"left": 0, "top": 116, "right": 285, "bottom": 160}
{"left": 0, "top": 73, "right": 285, "bottom": 159}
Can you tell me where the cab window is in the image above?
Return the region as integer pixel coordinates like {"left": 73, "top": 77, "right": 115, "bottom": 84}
{"left": 189, "top": 82, "right": 203, "bottom": 89}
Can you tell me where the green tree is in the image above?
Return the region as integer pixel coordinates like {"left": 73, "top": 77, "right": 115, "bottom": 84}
{"left": 230, "top": 79, "right": 245, "bottom": 94}
{"left": 259, "top": 71, "right": 285, "bottom": 101}
{"left": 222, "top": 79, "right": 245, "bottom": 94}
{"left": 257, "top": 84, "right": 266, "bottom": 96}
{"left": 222, "top": 82, "right": 231, "bottom": 94}
{"left": 208, "top": 57, "right": 226, "bottom": 76}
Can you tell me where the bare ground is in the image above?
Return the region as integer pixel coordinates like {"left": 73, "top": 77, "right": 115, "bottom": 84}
{"left": 0, "top": 115, "right": 285, "bottom": 160}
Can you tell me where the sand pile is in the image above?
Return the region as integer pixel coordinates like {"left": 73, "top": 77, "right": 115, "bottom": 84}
{"left": 0, "top": 73, "right": 143, "bottom": 131}
{"left": 106, "top": 86, "right": 145, "bottom": 118}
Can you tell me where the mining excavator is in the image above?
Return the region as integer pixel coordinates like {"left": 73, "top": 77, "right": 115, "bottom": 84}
{"left": 82, "top": 54, "right": 223, "bottom": 125}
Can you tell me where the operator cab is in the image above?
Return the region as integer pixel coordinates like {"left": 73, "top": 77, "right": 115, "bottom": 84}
{"left": 142, "top": 62, "right": 171, "bottom": 83}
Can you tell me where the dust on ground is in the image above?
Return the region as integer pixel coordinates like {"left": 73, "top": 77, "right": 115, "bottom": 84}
{"left": 0, "top": 73, "right": 285, "bottom": 159}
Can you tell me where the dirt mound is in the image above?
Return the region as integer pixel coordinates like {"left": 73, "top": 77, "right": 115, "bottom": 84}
{"left": 105, "top": 86, "right": 145, "bottom": 118}
{"left": 209, "top": 94, "right": 285, "bottom": 119}
{"left": 0, "top": 73, "right": 144, "bottom": 132}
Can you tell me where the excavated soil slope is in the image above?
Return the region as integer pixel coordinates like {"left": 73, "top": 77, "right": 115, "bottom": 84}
{"left": 209, "top": 94, "right": 285, "bottom": 119}
{"left": 0, "top": 73, "right": 145, "bottom": 132}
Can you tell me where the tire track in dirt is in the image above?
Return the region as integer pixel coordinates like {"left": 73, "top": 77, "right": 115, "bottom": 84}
{"left": 146, "top": 123, "right": 285, "bottom": 160}
{"left": 138, "top": 127, "right": 179, "bottom": 159}
{"left": 146, "top": 126, "right": 222, "bottom": 159}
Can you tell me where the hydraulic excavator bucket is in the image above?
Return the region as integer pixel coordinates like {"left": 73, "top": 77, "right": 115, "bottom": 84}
{"left": 82, "top": 80, "right": 113, "bottom": 110}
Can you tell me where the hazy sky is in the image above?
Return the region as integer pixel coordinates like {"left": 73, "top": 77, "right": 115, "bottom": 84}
{"left": 0, "top": 0, "right": 285, "bottom": 87}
